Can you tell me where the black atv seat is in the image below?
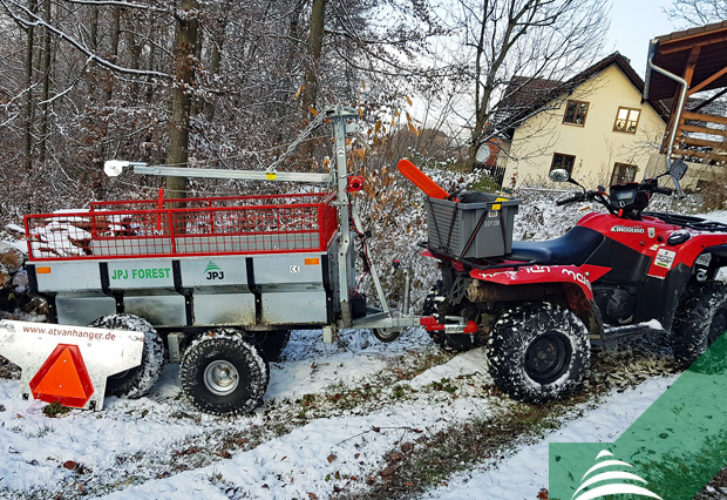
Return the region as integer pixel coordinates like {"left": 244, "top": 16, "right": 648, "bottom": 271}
{"left": 509, "top": 226, "right": 603, "bottom": 265}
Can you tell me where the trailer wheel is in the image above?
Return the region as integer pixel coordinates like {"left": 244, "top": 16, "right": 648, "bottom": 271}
{"left": 487, "top": 303, "right": 589, "bottom": 403}
{"left": 372, "top": 328, "right": 402, "bottom": 343}
{"left": 89, "top": 314, "right": 164, "bottom": 399}
{"left": 255, "top": 330, "right": 291, "bottom": 361}
{"left": 180, "top": 330, "right": 268, "bottom": 415}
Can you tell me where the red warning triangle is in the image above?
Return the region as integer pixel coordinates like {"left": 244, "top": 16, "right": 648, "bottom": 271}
{"left": 29, "top": 344, "right": 94, "bottom": 408}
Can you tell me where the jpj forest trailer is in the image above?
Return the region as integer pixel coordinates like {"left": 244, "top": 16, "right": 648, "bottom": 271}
{"left": 1, "top": 106, "right": 462, "bottom": 415}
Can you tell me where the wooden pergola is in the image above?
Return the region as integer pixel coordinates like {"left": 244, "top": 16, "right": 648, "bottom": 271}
{"left": 645, "top": 21, "right": 727, "bottom": 164}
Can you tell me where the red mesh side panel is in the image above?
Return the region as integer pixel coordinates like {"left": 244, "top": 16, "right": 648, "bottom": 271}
{"left": 25, "top": 193, "right": 338, "bottom": 261}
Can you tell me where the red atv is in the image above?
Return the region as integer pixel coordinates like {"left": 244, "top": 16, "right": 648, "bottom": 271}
{"left": 417, "top": 160, "right": 727, "bottom": 403}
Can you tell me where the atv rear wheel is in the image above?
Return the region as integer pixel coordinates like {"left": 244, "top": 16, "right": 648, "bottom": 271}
{"left": 672, "top": 281, "right": 727, "bottom": 368}
{"left": 180, "top": 330, "right": 268, "bottom": 415}
{"left": 487, "top": 303, "right": 590, "bottom": 403}
{"left": 89, "top": 314, "right": 164, "bottom": 399}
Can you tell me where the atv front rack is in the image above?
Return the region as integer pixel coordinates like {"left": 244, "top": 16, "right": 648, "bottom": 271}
{"left": 644, "top": 211, "right": 727, "bottom": 232}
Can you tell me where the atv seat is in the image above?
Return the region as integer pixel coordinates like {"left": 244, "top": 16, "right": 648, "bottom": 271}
{"left": 509, "top": 226, "right": 603, "bottom": 265}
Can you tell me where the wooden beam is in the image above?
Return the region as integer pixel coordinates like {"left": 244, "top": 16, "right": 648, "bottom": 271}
{"left": 688, "top": 65, "right": 727, "bottom": 95}
{"left": 681, "top": 124, "right": 727, "bottom": 137}
{"left": 683, "top": 46, "right": 701, "bottom": 87}
{"left": 658, "top": 30, "right": 727, "bottom": 54}
{"left": 679, "top": 135, "right": 727, "bottom": 150}
{"left": 673, "top": 148, "right": 727, "bottom": 162}
{"left": 683, "top": 111, "right": 727, "bottom": 125}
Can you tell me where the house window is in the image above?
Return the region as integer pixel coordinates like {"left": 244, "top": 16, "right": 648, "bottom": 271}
{"left": 563, "top": 100, "right": 589, "bottom": 126}
{"left": 551, "top": 153, "right": 576, "bottom": 175}
{"left": 610, "top": 163, "right": 637, "bottom": 185}
{"left": 613, "top": 107, "right": 641, "bottom": 133}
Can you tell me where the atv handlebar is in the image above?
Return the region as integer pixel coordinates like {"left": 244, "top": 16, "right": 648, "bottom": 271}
{"left": 555, "top": 179, "right": 674, "bottom": 219}
{"left": 556, "top": 193, "right": 585, "bottom": 206}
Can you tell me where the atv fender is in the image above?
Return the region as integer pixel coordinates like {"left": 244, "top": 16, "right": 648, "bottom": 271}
{"left": 469, "top": 265, "right": 593, "bottom": 299}
{"left": 469, "top": 265, "right": 603, "bottom": 337}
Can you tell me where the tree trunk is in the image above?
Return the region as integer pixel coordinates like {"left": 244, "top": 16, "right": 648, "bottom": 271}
{"left": 165, "top": 0, "right": 199, "bottom": 199}
{"left": 24, "top": 0, "right": 38, "bottom": 172}
{"left": 300, "top": 0, "right": 326, "bottom": 166}
{"left": 104, "top": 5, "right": 121, "bottom": 103}
{"left": 39, "top": 0, "right": 52, "bottom": 164}
{"left": 301, "top": 0, "right": 326, "bottom": 115}
{"left": 190, "top": 26, "right": 203, "bottom": 118}
{"left": 203, "top": 4, "right": 228, "bottom": 122}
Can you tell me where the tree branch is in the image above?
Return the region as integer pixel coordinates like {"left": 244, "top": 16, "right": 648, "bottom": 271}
{"left": 1, "top": 0, "right": 171, "bottom": 79}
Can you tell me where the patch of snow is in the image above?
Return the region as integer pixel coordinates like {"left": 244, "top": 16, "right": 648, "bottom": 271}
{"left": 424, "top": 375, "right": 678, "bottom": 500}
{"left": 407, "top": 347, "right": 491, "bottom": 388}
{"left": 103, "top": 397, "right": 493, "bottom": 500}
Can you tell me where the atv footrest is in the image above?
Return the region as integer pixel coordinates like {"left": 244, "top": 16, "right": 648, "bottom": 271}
{"left": 594, "top": 323, "right": 668, "bottom": 346}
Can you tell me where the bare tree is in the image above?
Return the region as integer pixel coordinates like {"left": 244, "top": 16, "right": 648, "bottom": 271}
{"left": 443, "top": 0, "right": 609, "bottom": 170}
{"left": 665, "top": 0, "right": 727, "bottom": 26}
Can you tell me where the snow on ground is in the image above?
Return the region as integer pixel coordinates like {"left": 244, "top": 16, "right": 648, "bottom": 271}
{"left": 0, "top": 324, "right": 479, "bottom": 498}
{"left": 103, "top": 397, "right": 492, "bottom": 500}
{"left": 406, "top": 346, "right": 492, "bottom": 389}
{"left": 269, "top": 327, "right": 433, "bottom": 400}
{"left": 424, "top": 375, "right": 678, "bottom": 500}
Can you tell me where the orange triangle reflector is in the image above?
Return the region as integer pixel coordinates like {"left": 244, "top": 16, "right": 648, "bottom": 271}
{"left": 29, "top": 344, "right": 94, "bottom": 408}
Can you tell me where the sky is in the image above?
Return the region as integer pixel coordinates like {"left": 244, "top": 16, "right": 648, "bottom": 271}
{"left": 605, "top": 0, "right": 678, "bottom": 79}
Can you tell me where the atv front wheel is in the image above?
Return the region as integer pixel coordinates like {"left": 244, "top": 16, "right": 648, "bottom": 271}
{"left": 180, "top": 330, "right": 268, "bottom": 415}
{"left": 672, "top": 282, "right": 727, "bottom": 368}
{"left": 487, "top": 303, "right": 590, "bottom": 403}
{"left": 89, "top": 314, "right": 164, "bottom": 398}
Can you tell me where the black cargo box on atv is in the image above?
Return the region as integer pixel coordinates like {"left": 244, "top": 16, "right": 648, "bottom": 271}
{"left": 424, "top": 192, "right": 520, "bottom": 259}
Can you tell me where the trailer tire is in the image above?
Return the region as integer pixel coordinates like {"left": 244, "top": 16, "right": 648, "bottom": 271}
{"left": 373, "top": 328, "right": 402, "bottom": 342}
{"left": 180, "top": 330, "right": 268, "bottom": 415}
{"left": 487, "top": 303, "right": 589, "bottom": 404}
{"left": 89, "top": 314, "right": 164, "bottom": 399}
{"left": 255, "top": 330, "right": 291, "bottom": 361}
{"left": 672, "top": 281, "right": 727, "bottom": 369}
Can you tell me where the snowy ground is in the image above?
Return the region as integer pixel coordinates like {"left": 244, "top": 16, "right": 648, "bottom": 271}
{"left": 0, "top": 189, "right": 723, "bottom": 499}
{"left": 0, "top": 326, "right": 682, "bottom": 499}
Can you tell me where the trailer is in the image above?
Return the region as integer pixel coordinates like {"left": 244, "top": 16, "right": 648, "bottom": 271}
{"left": 6, "top": 106, "right": 447, "bottom": 414}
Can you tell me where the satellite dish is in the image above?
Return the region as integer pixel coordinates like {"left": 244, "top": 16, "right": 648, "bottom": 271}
{"left": 475, "top": 143, "right": 490, "bottom": 163}
{"left": 475, "top": 138, "right": 503, "bottom": 166}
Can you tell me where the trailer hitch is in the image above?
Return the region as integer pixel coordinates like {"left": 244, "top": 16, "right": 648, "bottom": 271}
{"left": 420, "top": 316, "right": 478, "bottom": 335}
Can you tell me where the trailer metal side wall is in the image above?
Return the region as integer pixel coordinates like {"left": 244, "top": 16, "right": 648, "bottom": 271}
{"left": 31, "top": 250, "right": 335, "bottom": 329}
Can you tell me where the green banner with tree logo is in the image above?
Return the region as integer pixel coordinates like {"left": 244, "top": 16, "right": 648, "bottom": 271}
{"left": 550, "top": 333, "right": 727, "bottom": 499}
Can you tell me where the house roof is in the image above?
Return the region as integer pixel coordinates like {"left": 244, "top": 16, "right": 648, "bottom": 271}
{"left": 498, "top": 52, "right": 668, "bottom": 134}
{"left": 645, "top": 21, "right": 727, "bottom": 101}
